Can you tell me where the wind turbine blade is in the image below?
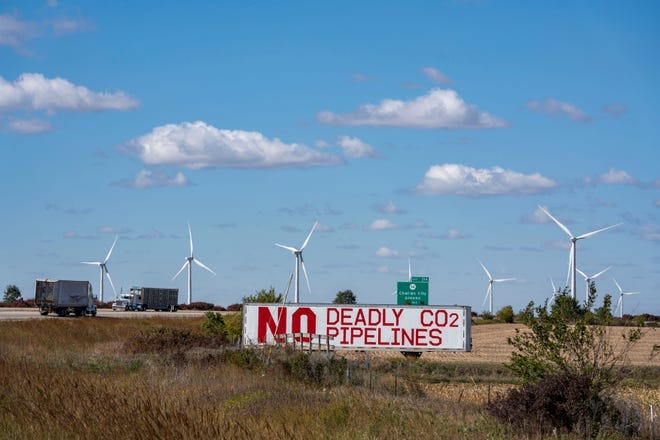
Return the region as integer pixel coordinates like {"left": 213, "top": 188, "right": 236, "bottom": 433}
{"left": 576, "top": 223, "right": 622, "bottom": 240}
{"left": 275, "top": 243, "right": 298, "bottom": 253}
{"left": 612, "top": 277, "right": 623, "bottom": 294}
{"left": 477, "top": 259, "right": 492, "bottom": 280}
{"left": 300, "top": 258, "right": 312, "bottom": 295}
{"left": 494, "top": 278, "right": 516, "bottom": 283}
{"left": 591, "top": 266, "right": 611, "bottom": 279}
{"left": 538, "top": 205, "right": 573, "bottom": 238}
{"left": 481, "top": 285, "right": 490, "bottom": 307}
{"left": 623, "top": 292, "right": 640, "bottom": 296}
{"left": 575, "top": 268, "right": 587, "bottom": 280}
{"left": 194, "top": 258, "right": 217, "bottom": 276}
{"left": 104, "top": 235, "right": 118, "bottom": 263}
{"left": 300, "top": 221, "right": 318, "bottom": 250}
{"left": 105, "top": 270, "right": 117, "bottom": 297}
{"left": 550, "top": 277, "right": 557, "bottom": 295}
{"left": 408, "top": 258, "right": 412, "bottom": 281}
{"left": 566, "top": 244, "right": 574, "bottom": 286}
{"left": 173, "top": 261, "right": 188, "bottom": 280}
{"left": 616, "top": 296, "right": 622, "bottom": 313}
{"left": 188, "top": 222, "right": 194, "bottom": 256}
{"left": 81, "top": 261, "right": 101, "bottom": 266}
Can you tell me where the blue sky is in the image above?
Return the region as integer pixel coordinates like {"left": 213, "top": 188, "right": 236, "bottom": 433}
{"left": 1, "top": 1, "right": 658, "bottom": 315}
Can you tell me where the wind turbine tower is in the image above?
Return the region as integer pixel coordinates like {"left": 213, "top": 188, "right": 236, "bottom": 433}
{"left": 173, "top": 223, "right": 216, "bottom": 305}
{"left": 538, "top": 206, "right": 621, "bottom": 300}
{"left": 478, "top": 259, "right": 516, "bottom": 315}
{"left": 276, "top": 221, "right": 318, "bottom": 304}
{"left": 82, "top": 235, "right": 118, "bottom": 303}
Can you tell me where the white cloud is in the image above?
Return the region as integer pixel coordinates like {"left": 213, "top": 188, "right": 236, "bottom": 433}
{"left": 597, "top": 168, "right": 635, "bottom": 185}
{"left": 444, "top": 228, "right": 471, "bottom": 240}
{"left": 113, "top": 169, "right": 191, "bottom": 189}
{"left": 122, "top": 121, "right": 344, "bottom": 169}
{"left": 97, "top": 225, "right": 130, "bottom": 234}
{"left": 0, "top": 14, "right": 38, "bottom": 49}
{"left": 633, "top": 224, "right": 660, "bottom": 242}
{"left": 317, "top": 88, "right": 506, "bottom": 129}
{"left": 421, "top": 67, "right": 452, "bottom": 85}
{"left": 376, "top": 246, "right": 400, "bottom": 257}
{"left": 602, "top": 103, "right": 627, "bottom": 115}
{"left": 526, "top": 98, "right": 590, "bottom": 122}
{"left": 414, "top": 163, "right": 557, "bottom": 196}
{"left": 521, "top": 206, "right": 555, "bottom": 224}
{"left": 5, "top": 118, "right": 52, "bottom": 134}
{"left": 0, "top": 73, "right": 139, "bottom": 112}
{"left": 366, "top": 219, "right": 398, "bottom": 231}
{"left": 337, "top": 135, "right": 378, "bottom": 158}
{"left": 375, "top": 201, "right": 405, "bottom": 214}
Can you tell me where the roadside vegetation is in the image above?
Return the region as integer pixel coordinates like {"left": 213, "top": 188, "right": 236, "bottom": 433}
{"left": 0, "top": 306, "right": 657, "bottom": 439}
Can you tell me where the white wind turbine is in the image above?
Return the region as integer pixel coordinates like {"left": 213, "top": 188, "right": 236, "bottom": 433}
{"left": 391, "top": 257, "right": 413, "bottom": 297}
{"left": 549, "top": 276, "right": 559, "bottom": 303}
{"left": 82, "top": 235, "right": 118, "bottom": 303}
{"left": 575, "top": 266, "right": 611, "bottom": 306}
{"left": 613, "top": 277, "right": 640, "bottom": 318}
{"left": 478, "top": 259, "right": 516, "bottom": 315}
{"left": 275, "top": 221, "right": 318, "bottom": 304}
{"left": 173, "top": 223, "right": 216, "bottom": 305}
{"left": 538, "top": 206, "right": 621, "bottom": 300}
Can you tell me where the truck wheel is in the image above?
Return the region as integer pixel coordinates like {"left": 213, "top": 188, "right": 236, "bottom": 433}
{"left": 91, "top": 310, "right": 97, "bottom": 317}
{"left": 40, "top": 311, "right": 48, "bottom": 316}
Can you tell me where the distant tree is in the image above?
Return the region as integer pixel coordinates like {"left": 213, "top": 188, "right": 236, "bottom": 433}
{"left": 496, "top": 305, "right": 515, "bottom": 323}
{"left": 242, "top": 287, "right": 282, "bottom": 304}
{"left": 480, "top": 311, "right": 494, "bottom": 321}
{"left": 332, "top": 289, "right": 356, "bottom": 304}
{"left": 3, "top": 285, "right": 22, "bottom": 303}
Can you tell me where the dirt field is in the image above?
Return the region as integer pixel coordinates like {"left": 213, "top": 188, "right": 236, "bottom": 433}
{"left": 345, "top": 323, "right": 660, "bottom": 366}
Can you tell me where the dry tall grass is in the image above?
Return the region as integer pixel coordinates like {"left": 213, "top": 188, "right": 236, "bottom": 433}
{"left": 0, "top": 317, "right": 656, "bottom": 439}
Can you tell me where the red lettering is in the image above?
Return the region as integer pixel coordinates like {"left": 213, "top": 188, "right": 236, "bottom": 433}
{"left": 364, "top": 327, "right": 376, "bottom": 345}
{"left": 257, "top": 306, "right": 286, "bottom": 343}
{"left": 327, "top": 308, "right": 339, "bottom": 325}
{"left": 291, "top": 307, "right": 316, "bottom": 334}
{"left": 341, "top": 308, "right": 352, "bottom": 325}
{"left": 415, "top": 328, "right": 428, "bottom": 346}
{"left": 449, "top": 312, "right": 459, "bottom": 327}
{"left": 392, "top": 308, "right": 403, "bottom": 326}
{"left": 355, "top": 308, "right": 367, "bottom": 326}
{"left": 429, "top": 328, "right": 443, "bottom": 346}
{"left": 401, "top": 328, "right": 415, "bottom": 345}
{"left": 368, "top": 308, "right": 381, "bottom": 326}
{"left": 420, "top": 309, "right": 432, "bottom": 326}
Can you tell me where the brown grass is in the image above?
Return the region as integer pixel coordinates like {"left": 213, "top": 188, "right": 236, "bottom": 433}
{"left": 0, "top": 318, "right": 656, "bottom": 439}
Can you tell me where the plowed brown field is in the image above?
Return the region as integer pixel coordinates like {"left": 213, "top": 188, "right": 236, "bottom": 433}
{"left": 344, "top": 323, "right": 659, "bottom": 366}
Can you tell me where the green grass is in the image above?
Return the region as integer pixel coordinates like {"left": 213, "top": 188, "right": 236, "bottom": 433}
{"left": 0, "top": 317, "right": 654, "bottom": 439}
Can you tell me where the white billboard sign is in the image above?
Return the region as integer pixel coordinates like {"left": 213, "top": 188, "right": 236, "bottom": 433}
{"left": 242, "top": 304, "right": 471, "bottom": 352}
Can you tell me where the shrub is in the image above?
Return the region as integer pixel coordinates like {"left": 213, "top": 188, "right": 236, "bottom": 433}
{"left": 226, "top": 303, "right": 242, "bottom": 312}
{"left": 201, "top": 311, "right": 226, "bottom": 336}
{"left": 495, "top": 305, "right": 514, "bottom": 323}
{"left": 487, "top": 372, "right": 639, "bottom": 437}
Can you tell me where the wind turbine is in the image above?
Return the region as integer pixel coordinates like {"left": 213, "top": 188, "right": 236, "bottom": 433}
{"left": 549, "top": 276, "right": 559, "bottom": 303}
{"left": 478, "top": 259, "right": 516, "bottom": 315}
{"left": 275, "top": 221, "right": 318, "bottom": 304}
{"left": 173, "top": 223, "right": 216, "bottom": 305}
{"left": 391, "top": 257, "right": 413, "bottom": 298}
{"left": 613, "top": 277, "right": 640, "bottom": 318}
{"left": 538, "top": 205, "right": 621, "bottom": 300}
{"left": 82, "top": 235, "right": 118, "bottom": 303}
{"left": 575, "top": 266, "right": 611, "bottom": 305}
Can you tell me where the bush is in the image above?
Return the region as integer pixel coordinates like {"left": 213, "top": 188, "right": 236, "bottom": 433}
{"left": 495, "top": 305, "right": 514, "bottom": 323}
{"left": 487, "top": 372, "right": 639, "bottom": 437}
{"left": 181, "top": 301, "right": 215, "bottom": 310}
{"left": 242, "top": 287, "right": 282, "bottom": 303}
{"left": 201, "top": 311, "right": 226, "bottom": 336}
{"left": 226, "top": 303, "right": 242, "bottom": 312}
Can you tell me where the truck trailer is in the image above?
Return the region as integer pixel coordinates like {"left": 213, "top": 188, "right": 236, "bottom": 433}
{"left": 112, "top": 287, "right": 178, "bottom": 311}
{"left": 35, "top": 279, "right": 97, "bottom": 317}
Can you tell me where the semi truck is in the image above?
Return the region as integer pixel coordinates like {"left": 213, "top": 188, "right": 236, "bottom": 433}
{"left": 112, "top": 287, "right": 179, "bottom": 311}
{"left": 35, "top": 279, "right": 97, "bottom": 317}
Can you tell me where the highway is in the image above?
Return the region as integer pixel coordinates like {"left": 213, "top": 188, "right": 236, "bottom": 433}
{"left": 0, "top": 307, "right": 209, "bottom": 321}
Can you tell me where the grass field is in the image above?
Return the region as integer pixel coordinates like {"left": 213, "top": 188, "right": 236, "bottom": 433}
{"left": 0, "top": 317, "right": 657, "bottom": 439}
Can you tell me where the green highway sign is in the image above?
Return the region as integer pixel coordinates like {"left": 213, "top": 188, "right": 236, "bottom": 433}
{"left": 396, "top": 279, "right": 429, "bottom": 305}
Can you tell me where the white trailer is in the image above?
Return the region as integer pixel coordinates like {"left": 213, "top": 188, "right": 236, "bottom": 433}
{"left": 242, "top": 303, "right": 471, "bottom": 355}
{"left": 35, "top": 279, "right": 97, "bottom": 317}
